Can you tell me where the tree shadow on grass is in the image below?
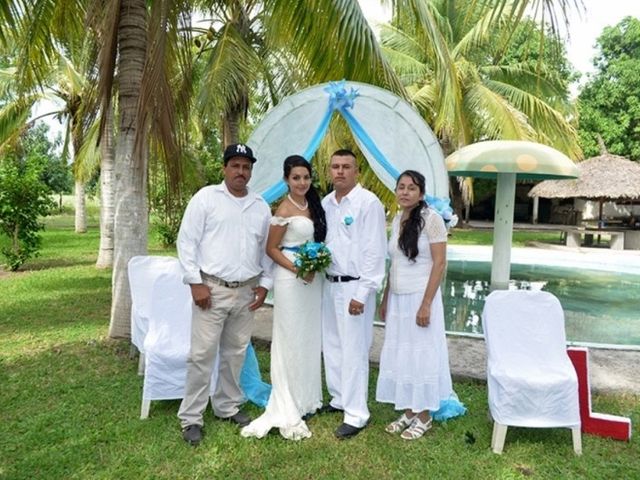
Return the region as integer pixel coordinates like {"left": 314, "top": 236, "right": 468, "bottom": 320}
{"left": 21, "top": 257, "right": 98, "bottom": 271}
{"left": 0, "top": 271, "right": 112, "bottom": 340}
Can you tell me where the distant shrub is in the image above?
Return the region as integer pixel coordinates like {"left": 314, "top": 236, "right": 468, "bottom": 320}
{"left": 0, "top": 155, "right": 54, "bottom": 271}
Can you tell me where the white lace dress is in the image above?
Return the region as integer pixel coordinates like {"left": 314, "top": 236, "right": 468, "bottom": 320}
{"left": 376, "top": 208, "right": 455, "bottom": 412}
{"left": 241, "top": 216, "right": 323, "bottom": 440}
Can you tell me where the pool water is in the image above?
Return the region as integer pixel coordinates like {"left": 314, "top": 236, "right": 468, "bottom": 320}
{"left": 445, "top": 260, "right": 640, "bottom": 347}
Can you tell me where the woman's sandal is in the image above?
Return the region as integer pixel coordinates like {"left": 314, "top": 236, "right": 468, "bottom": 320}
{"left": 385, "top": 413, "right": 414, "bottom": 434}
{"left": 400, "top": 416, "right": 433, "bottom": 440}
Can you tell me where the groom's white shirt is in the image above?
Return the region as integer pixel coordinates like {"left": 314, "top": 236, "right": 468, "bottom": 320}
{"left": 322, "top": 183, "right": 386, "bottom": 303}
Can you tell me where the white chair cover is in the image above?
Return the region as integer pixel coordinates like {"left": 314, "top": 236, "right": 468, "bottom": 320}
{"left": 129, "top": 256, "right": 178, "bottom": 354}
{"left": 482, "top": 290, "right": 580, "bottom": 428}
{"left": 128, "top": 256, "right": 217, "bottom": 402}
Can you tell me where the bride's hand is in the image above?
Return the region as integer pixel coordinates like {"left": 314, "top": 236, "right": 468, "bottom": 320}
{"left": 302, "top": 272, "right": 315, "bottom": 285}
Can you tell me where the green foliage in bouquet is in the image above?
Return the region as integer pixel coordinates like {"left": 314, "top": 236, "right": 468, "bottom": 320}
{"left": 293, "top": 241, "right": 332, "bottom": 278}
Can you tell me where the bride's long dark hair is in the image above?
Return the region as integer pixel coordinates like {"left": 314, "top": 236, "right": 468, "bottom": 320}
{"left": 284, "top": 155, "right": 327, "bottom": 242}
{"left": 397, "top": 170, "right": 427, "bottom": 261}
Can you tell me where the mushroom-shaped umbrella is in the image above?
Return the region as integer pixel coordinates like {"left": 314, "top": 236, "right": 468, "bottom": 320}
{"left": 446, "top": 140, "right": 579, "bottom": 290}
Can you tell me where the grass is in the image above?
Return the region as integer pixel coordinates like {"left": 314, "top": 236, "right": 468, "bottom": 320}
{"left": 449, "top": 228, "right": 564, "bottom": 247}
{"left": 1, "top": 216, "right": 638, "bottom": 479}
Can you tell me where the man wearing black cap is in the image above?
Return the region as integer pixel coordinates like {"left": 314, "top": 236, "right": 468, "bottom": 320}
{"left": 176, "top": 143, "right": 273, "bottom": 446}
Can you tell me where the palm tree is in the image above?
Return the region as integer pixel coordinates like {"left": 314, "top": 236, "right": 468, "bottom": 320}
{"left": 381, "top": 0, "right": 581, "bottom": 217}
{"left": 100, "top": 0, "right": 407, "bottom": 339}
{"left": 0, "top": 39, "right": 99, "bottom": 234}
{"left": 1, "top": 0, "right": 585, "bottom": 339}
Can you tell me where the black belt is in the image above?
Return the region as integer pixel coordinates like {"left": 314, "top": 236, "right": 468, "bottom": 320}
{"left": 325, "top": 274, "right": 360, "bottom": 283}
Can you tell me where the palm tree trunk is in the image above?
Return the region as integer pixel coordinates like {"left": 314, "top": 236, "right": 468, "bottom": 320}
{"left": 96, "top": 103, "right": 115, "bottom": 269}
{"left": 108, "top": 0, "right": 148, "bottom": 339}
{"left": 223, "top": 101, "right": 244, "bottom": 146}
{"left": 449, "top": 177, "right": 467, "bottom": 226}
{"left": 74, "top": 179, "right": 87, "bottom": 233}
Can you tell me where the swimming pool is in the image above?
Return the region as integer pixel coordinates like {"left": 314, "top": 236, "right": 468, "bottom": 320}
{"left": 445, "top": 246, "right": 640, "bottom": 348}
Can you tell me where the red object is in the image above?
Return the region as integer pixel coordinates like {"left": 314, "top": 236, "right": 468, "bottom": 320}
{"left": 567, "top": 347, "right": 632, "bottom": 441}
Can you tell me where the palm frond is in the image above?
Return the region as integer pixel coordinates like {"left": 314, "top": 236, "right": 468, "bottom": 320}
{"left": 137, "top": 0, "right": 195, "bottom": 194}
{"left": 482, "top": 0, "right": 583, "bottom": 34}
{"left": 481, "top": 63, "right": 570, "bottom": 108}
{"left": 10, "top": 0, "right": 88, "bottom": 91}
{"left": 380, "top": 46, "right": 430, "bottom": 84}
{"left": 380, "top": 24, "right": 428, "bottom": 64}
{"left": 0, "top": 95, "right": 37, "bottom": 147}
{"left": 90, "top": 0, "right": 120, "bottom": 141}
{"left": 485, "top": 78, "right": 580, "bottom": 157}
{"left": 197, "top": 23, "right": 261, "bottom": 121}
{"left": 407, "top": 82, "right": 438, "bottom": 120}
{"left": 266, "top": 0, "right": 403, "bottom": 95}
{"left": 0, "top": 1, "right": 21, "bottom": 47}
{"left": 453, "top": 1, "right": 511, "bottom": 57}
{"left": 464, "top": 81, "right": 535, "bottom": 140}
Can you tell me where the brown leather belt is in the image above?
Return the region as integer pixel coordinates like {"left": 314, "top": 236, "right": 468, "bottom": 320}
{"left": 201, "top": 272, "right": 259, "bottom": 288}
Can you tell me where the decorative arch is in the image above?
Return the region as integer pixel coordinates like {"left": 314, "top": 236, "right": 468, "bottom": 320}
{"left": 247, "top": 81, "right": 451, "bottom": 215}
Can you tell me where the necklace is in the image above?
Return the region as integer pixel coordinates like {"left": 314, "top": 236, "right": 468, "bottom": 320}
{"left": 287, "top": 194, "right": 308, "bottom": 211}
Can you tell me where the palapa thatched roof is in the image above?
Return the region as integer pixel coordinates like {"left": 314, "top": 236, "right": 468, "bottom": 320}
{"left": 528, "top": 153, "right": 640, "bottom": 200}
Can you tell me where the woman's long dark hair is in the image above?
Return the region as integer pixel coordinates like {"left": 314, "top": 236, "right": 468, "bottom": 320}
{"left": 284, "top": 155, "right": 327, "bottom": 242}
{"left": 397, "top": 170, "right": 427, "bottom": 261}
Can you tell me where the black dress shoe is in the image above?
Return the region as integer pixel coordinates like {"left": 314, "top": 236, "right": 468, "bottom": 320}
{"left": 301, "top": 411, "right": 315, "bottom": 421}
{"left": 182, "top": 424, "right": 203, "bottom": 446}
{"left": 318, "top": 403, "right": 344, "bottom": 414}
{"left": 224, "top": 411, "right": 251, "bottom": 427}
{"left": 335, "top": 422, "right": 365, "bottom": 439}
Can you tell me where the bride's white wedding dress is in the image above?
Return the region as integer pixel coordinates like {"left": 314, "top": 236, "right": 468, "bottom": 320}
{"left": 241, "top": 216, "right": 323, "bottom": 440}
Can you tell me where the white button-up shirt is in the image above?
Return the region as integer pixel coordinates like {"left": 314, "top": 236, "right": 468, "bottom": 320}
{"left": 177, "top": 182, "right": 273, "bottom": 289}
{"left": 322, "top": 184, "right": 387, "bottom": 303}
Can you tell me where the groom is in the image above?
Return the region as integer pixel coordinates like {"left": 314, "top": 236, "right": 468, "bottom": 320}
{"left": 321, "top": 149, "right": 387, "bottom": 439}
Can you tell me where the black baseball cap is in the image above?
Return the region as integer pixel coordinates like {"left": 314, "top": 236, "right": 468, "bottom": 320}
{"left": 223, "top": 143, "right": 257, "bottom": 164}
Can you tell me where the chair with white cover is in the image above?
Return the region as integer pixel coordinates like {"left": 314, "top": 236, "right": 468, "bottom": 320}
{"left": 128, "top": 255, "right": 218, "bottom": 419}
{"left": 129, "top": 255, "right": 271, "bottom": 419}
{"left": 482, "top": 290, "right": 582, "bottom": 455}
{"left": 129, "top": 256, "right": 178, "bottom": 374}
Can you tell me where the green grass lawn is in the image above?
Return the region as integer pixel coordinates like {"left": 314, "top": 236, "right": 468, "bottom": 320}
{"left": 1, "top": 217, "right": 638, "bottom": 479}
{"left": 448, "top": 228, "right": 564, "bottom": 247}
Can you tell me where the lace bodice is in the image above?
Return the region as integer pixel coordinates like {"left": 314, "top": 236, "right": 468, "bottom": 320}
{"left": 388, "top": 208, "right": 447, "bottom": 294}
{"left": 271, "top": 215, "right": 314, "bottom": 247}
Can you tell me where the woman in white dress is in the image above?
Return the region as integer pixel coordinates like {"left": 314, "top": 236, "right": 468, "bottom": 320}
{"left": 241, "top": 155, "right": 327, "bottom": 440}
{"left": 376, "top": 170, "right": 465, "bottom": 440}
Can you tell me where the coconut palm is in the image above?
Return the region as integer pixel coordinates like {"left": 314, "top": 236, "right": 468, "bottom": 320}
{"left": 1, "top": 0, "right": 586, "bottom": 339}
{"left": 0, "top": 38, "right": 99, "bottom": 234}
{"left": 96, "top": 0, "right": 409, "bottom": 338}
{"left": 381, "top": 0, "right": 581, "bottom": 216}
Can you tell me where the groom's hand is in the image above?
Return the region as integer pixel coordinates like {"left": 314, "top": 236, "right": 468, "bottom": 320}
{"left": 348, "top": 299, "right": 364, "bottom": 316}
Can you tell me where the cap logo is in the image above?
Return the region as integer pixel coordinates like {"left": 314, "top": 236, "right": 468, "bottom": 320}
{"left": 236, "top": 144, "right": 247, "bottom": 154}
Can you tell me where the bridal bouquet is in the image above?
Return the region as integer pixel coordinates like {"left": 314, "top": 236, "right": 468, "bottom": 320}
{"left": 293, "top": 242, "right": 332, "bottom": 278}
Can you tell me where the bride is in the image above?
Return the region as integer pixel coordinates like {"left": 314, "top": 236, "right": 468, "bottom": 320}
{"left": 241, "top": 155, "right": 327, "bottom": 440}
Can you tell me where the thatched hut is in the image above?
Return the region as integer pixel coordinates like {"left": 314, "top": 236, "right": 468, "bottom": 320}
{"left": 529, "top": 153, "right": 640, "bottom": 222}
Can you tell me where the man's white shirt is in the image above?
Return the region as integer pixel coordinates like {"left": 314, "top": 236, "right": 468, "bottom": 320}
{"left": 322, "top": 183, "right": 387, "bottom": 303}
{"left": 177, "top": 182, "right": 273, "bottom": 289}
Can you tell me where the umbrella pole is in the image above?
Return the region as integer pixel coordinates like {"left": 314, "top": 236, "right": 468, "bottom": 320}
{"left": 491, "top": 173, "right": 516, "bottom": 290}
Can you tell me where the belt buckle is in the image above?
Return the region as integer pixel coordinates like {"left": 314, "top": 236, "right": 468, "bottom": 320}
{"left": 226, "top": 280, "right": 241, "bottom": 288}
